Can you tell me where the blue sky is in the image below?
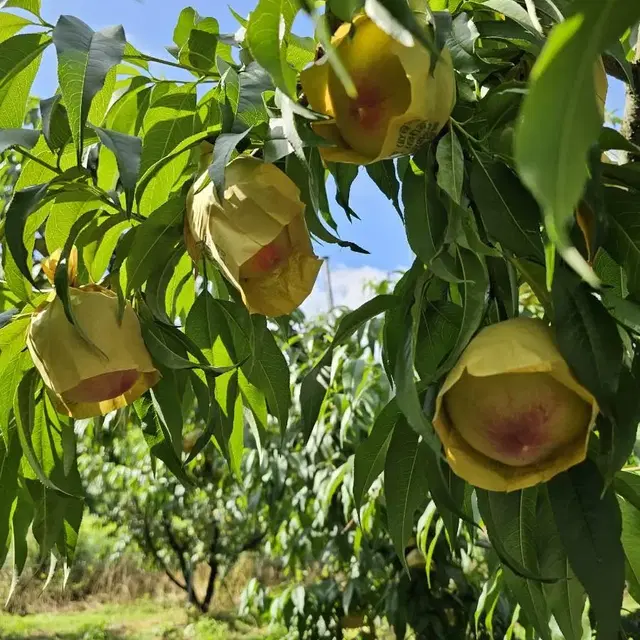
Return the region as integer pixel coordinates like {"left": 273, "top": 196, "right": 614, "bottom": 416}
{"left": 33, "top": 0, "right": 627, "bottom": 311}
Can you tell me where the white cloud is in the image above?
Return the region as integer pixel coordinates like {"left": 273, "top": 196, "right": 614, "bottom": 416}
{"left": 301, "top": 263, "right": 405, "bottom": 317}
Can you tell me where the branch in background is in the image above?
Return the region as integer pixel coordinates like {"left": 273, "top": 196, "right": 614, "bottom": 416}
{"left": 140, "top": 516, "right": 186, "bottom": 591}
{"left": 161, "top": 514, "right": 205, "bottom": 611}
{"left": 622, "top": 31, "right": 640, "bottom": 161}
{"left": 131, "top": 498, "right": 187, "bottom": 592}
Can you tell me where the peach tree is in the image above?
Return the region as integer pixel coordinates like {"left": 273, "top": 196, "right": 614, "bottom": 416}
{"left": 0, "top": 0, "right": 639, "bottom": 638}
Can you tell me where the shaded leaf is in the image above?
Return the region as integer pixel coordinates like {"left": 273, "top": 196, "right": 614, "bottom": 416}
{"left": 90, "top": 125, "right": 141, "bottom": 213}
{"left": 552, "top": 268, "right": 623, "bottom": 416}
{"left": 515, "top": 0, "right": 640, "bottom": 282}
{"left": 384, "top": 417, "right": 429, "bottom": 570}
{"left": 53, "top": 16, "right": 125, "bottom": 163}
{"left": 353, "top": 398, "right": 399, "bottom": 511}
{"left": 470, "top": 154, "right": 544, "bottom": 260}
{"left": 548, "top": 459, "right": 625, "bottom": 640}
{"left": 0, "top": 128, "right": 39, "bottom": 154}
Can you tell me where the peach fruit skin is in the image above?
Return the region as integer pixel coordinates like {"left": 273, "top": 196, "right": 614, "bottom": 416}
{"left": 300, "top": 14, "right": 456, "bottom": 165}
{"left": 432, "top": 317, "right": 599, "bottom": 492}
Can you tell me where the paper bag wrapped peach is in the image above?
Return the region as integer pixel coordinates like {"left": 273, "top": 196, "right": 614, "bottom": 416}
{"left": 300, "top": 14, "right": 456, "bottom": 164}
{"left": 433, "top": 317, "right": 598, "bottom": 492}
{"left": 186, "top": 156, "right": 323, "bottom": 317}
{"left": 27, "top": 250, "right": 160, "bottom": 419}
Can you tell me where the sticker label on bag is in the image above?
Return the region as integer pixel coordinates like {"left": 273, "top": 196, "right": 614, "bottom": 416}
{"left": 395, "top": 119, "right": 440, "bottom": 154}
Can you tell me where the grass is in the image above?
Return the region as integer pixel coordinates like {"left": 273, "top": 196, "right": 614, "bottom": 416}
{"left": 0, "top": 600, "right": 277, "bottom": 640}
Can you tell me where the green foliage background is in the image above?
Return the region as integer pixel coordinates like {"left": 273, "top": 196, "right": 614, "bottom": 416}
{"left": 1, "top": 0, "right": 640, "bottom": 638}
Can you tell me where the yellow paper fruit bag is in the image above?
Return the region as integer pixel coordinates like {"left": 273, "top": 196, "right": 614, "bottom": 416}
{"left": 27, "top": 249, "right": 160, "bottom": 419}
{"left": 300, "top": 14, "right": 456, "bottom": 165}
{"left": 186, "top": 156, "right": 323, "bottom": 317}
{"left": 433, "top": 317, "right": 598, "bottom": 492}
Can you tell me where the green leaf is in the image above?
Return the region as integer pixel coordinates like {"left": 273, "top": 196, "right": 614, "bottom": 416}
{"left": 0, "top": 334, "right": 31, "bottom": 445}
{"left": 327, "top": 162, "right": 359, "bottom": 221}
{"left": 1, "top": 0, "right": 41, "bottom": 17}
{"left": 552, "top": 269, "right": 623, "bottom": 415}
{"left": 136, "top": 85, "right": 197, "bottom": 212}
{"left": 403, "top": 157, "right": 448, "bottom": 269}
{"left": 0, "top": 433, "right": 22, "bottom": 567}
{"left": 620, "top": 495, "right": 640, "bottom": 607}
{"left": 7, "top": 483, "right": 34, "bottom": 600}
{"left": 483, "top": 491, "right": 552, "bottom": 640}
{"left": 477, "top": 489, "right": 557, "bottom": 590}
{"left": 470, "top": 155, "right": 544, "bottom": 261}
{"left": 0, "top": 128, "right": 39, "bottom": 153}
{"left": 209, "top": 129, "right": 252, "bottom": 201}
{"left": 210, "top": 372, "right": 244, "bottom": 477}
{"left": 0, "top": 33, "right": 48, "bottom": 129}
{"left": 384, "top": 416, "right": 429, "bottom": 570}
{"left": 548, "top": 459, "right": 625, "bottom": 640}
{"left": 173, "top": 6, "right": 197, "bottom": 47}
{"left": 124, "top": 197, "right": 184, "bottom": 296}
{"left": 393, "top": 271, "right": 441, "bottom": 450}
{"left": 471, "top": 0, "right": 540, "bottom": 35}
{"left": 537, "top": 488, "right": 587, "bottom": 640}
{"left": 150, "top": 374, "right": 185, "bottom": 458}
{"left": 104, "top": 76, "right": 152, "bottom": 135}
{"left": 515, "top": 0, "right": 640, "bottom": 284}
{"left": 15, "top": 136, "right": 75, "bottom": 191}
{"left": 246, "top": 0, "right": 299, "bottom": 96}
{"left": 136, "top": 125, "right": 220, "bottom": 204}
{"left": 365, "top": 160, "right": 402, "bottom": 217}
{"left": 604, "top": 366, "right": 640, "bottom": 479}
{"left": 300, "top": 295, "right": 397, "bottom": 440}
{"left": 53, "top": 16, "right": 125, "bottom": 164}
{"left": 0, "top": 11, "right": 33, "bottom": 43}
{"left": 44, "top": 191, "right": 101, "bottom": 254}
{"left": 364, "top": 0, "right": 439, "bottom": 56}
{"left": 53, "top": 210, "right": 104, "bottom": 352}
{"left": 14, "top": 371, "right": 73, "bottom": 495}
{"left": 327, "top": 0, "right": 364, "bottom": 21}
{"left": 605, "top": 186, "right": 640, "bottom": 297}
{"left": 142, "top": 321, "right": 235, "bottom": 375}
{"left": 436, "top": 130, "right": 464, "bottom": 205}
{"left": 353, "top": 399, "right": 399, "bottom": 511}
{"left": 186, "top": 289, "right": 222, "bottom": 365}
{"left": 435, "top": 247, "right": 489, "bottom": 376}
{"left": 420, "top": 442, "right": 470, "bottom": 537}
{"left": 245, "top": 317, "right": 290, "bottom": 435}
{"left": 415, "top": 301, "right": 463, "bottom": 382}
{"left": 40, "top": 94, "right": 72, "bottom": 151}
{"left": 77, "top": 214, "right": 128, "bottom": 282}
{"left": 90, "top": 125, "right": 141, "bottom": 214}
{"left": 615, "top": 471, "right": 640, "bottom": 513}
{"left": 599, "top": 126, "right": 640, "bottom": 156}
{"left": 5, "top": 184, "right": 48, "bottom": 286}
{"left": 286, "top": 152, "right": 369, "bottom": 254}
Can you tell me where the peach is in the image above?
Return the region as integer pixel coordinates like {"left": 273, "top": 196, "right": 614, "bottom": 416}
{"left": 63, "top": 370, "right": 140, "bottom": 404}
{"left": 444, "top": 371, "right": 591, "bottom": 468}
{"left": 432, "top": 317, "right": 599, "bottom": 492}
{"left": 238, "top": 228, "right": 293, "bottom": 279}
{"left": 328, "top": 19, "right": 411, "bottom": 159}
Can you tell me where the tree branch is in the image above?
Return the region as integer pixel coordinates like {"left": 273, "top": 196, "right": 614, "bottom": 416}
{"left": 162, "top": 514, "right": 203, "bottom": 611}
{"left": 202, "top": 524, "right": 220, "bottom": 613}
{"left": 138, "top": 511, "right": 187, "bottom": 591}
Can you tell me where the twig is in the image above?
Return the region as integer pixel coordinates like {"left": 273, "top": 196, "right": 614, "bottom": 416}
{"left": 17, "top": 148, "right": 60, "bottom": 175}
{"left": 124, "top": 53, "right": 220, "bottom": 79}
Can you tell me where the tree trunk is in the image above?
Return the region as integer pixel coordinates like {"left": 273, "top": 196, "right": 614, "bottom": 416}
{"left": 622, "top": 31, "right": 640, "bottom": 160}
